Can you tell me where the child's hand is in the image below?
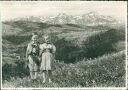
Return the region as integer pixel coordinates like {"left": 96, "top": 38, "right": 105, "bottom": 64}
{"left": 32, "top": 48, "right": 36, "bottom": 53}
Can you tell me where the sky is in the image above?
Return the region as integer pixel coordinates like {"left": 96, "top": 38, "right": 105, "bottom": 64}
{"left": 0, "top": 1, "right": 127, "bottom": 21}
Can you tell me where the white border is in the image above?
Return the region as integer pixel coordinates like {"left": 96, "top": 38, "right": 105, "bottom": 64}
{"left": 0, "top": 1, "right": 127, "bottom": 90}
{"left": 125, "top": 2, "right": 127, "bottom": 89}
{"left": 1, "top": 87, "right": 128, "bottom": 90}
{"left": 0, "top": 2, "right": 2, "bottom": 89}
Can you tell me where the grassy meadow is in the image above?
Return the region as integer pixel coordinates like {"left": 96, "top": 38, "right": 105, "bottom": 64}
{"left": 2, "top": 20, "right": 126, "bottom": 88}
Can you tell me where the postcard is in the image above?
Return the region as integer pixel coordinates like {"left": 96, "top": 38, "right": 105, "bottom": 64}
{"left": 0, "top": 1, "right": 127, "bottom": 89}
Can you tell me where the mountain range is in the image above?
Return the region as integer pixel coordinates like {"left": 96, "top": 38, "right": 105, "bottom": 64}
{"left": 11, "top": 12, "right": 122, "bottom": 27}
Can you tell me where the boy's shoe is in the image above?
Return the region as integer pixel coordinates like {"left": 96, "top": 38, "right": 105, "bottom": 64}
{"left": 43, "top": 79, "right": 46, "bottom": 83}
{"left": 48, "top": 79, "right": 52, "bottom": 83}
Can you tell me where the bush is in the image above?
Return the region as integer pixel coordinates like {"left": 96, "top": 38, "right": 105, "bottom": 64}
{"left": 3, "top": 35, "right": 31, "bottom": 45}
{"left": 81, "top": 29, "right": 125, "bottom": 58}
{"left": 2, "top": 59, "right": 29, "bottom": 80}
{"left": 55, "top": 38, "right": 81, "bottom": 63}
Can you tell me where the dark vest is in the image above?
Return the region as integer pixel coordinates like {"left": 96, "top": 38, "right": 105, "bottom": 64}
{"left": 27, "top": 41, "right": 40, "bottom": 56}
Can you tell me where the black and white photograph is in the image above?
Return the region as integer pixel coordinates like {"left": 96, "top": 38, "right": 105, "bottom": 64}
{"left": 0, "top": 1, "right": 127, "bottom": 89}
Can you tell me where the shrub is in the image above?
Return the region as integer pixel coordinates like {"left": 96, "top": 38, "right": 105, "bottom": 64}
{"left": 81, "top": 29, "right": 125, "bottom": 58}
{"left": 3, "top": 35, "right": 31, "bottom": 45}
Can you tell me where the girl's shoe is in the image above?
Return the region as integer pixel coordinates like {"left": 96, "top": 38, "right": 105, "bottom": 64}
{"left": 48, "top": 78, "right": 52, "bottom": 83}
{"left": 43, "top": 79, "right": 46, "bottom": 83}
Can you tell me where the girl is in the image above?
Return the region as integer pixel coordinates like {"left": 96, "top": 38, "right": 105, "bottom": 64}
{"left": 40, "top": 35, "right": 56, "bottom": 83}
{"left": 26, "top": 35, "right": 40, "bottom": 80}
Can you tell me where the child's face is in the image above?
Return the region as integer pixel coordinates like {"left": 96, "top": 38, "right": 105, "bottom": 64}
{"left": 32, "top": 37, "right": 37, "bottom": 43}
{"left": 45, "top": 38, "right": 49, "bottom": 43}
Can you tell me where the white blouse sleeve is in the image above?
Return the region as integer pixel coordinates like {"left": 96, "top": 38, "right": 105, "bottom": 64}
{"left": 52, "top": 44, "right": 56, "bottom": 53}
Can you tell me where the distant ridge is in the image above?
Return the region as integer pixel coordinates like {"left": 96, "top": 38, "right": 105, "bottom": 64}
{"left": 9, "top": 12, "right": 120, "bottom": 27}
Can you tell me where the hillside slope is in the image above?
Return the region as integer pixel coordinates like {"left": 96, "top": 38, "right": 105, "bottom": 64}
{"left": 2, "top": 19, "right": 126, "bottom": 87}
{"left": 2, "top": 51, "right": 125, "bottom": 87}
{"left": 2, "top": 20, "right": 125, "bottom": 64}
